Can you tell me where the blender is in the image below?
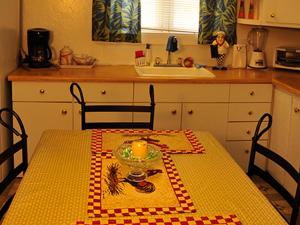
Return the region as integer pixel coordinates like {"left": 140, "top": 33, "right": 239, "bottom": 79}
{"left": 247, "top": 27, "right": 268, "bottom": 68}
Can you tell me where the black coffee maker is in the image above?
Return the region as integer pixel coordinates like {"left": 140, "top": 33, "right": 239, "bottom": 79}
{"left": 27, "top": 28, "right": 52, "bottom": 68}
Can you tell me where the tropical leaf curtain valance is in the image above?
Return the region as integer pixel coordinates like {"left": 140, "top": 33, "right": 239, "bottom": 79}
{"left": 92, "top": 0, "right": 141, "bottom": 43}
{"left": 198, "top": 0, "right": 237, "bottom": 45}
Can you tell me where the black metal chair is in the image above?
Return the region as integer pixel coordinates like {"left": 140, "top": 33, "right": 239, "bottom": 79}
{"left": 0, "top": 108, "right": 28, "bottom": 219}
{"left": 70, "top": 82, "right": 155, "bottom": 130}
{"left": 247, "top": 113, "right": 300, "bottom": 225}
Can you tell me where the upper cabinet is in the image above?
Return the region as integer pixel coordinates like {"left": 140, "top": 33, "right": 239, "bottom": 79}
{"left": 237, "top": 0, "right": 300, "bottom": 28}
{"left": 263, "top": 0, "right": 300, "bottom": 28}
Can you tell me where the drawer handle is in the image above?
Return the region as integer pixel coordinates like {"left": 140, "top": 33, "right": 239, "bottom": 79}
{"left": 248, "top": 111, "right": 253, "bottom": 116}
{"left": 101, "top": 90, "right": 106, "bottom": 95}
{"left": 188, "top": 110, "right": 194, "bottom": 115}
{"left": 249, "top": 91, "right": 255, "bottom": 96}
{"left": 171, "top": 110, "right": 177, "bottom": 115}
{"left": 40, "top": 89, "right": 45, "bottom": 94}
{"left": 270, "top": 13, "right": 275, "bottom": 18}
{"left": 79, "top": 110, "right": 82, "bottom": 114}
{"left": 61, "top": 110, "right": 68, "bottom": 115}
{"left": 245, "top": 150, "right": 250, "bottom": 154}
{"left": 294, "top": 107, "right": 300, "bottom": 113}
{"left": 246, "top": 130, "right": 251, "bottom": 135}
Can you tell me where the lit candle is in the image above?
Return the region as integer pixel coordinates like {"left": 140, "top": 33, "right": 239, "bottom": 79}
{"left": 131, "top": 140, "right": 148, "bottom": 158}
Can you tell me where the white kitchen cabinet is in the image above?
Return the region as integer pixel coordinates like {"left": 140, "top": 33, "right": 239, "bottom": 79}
{"left": 134, "top": 83, "right": 230, "bottom": 145}
{"left": 225, "top": 84, "right": 272, "bottom": 172}
{"left": 12, "top": 82, "right": 73, "bottom": 163}
{"left": 72, "top": 82, "right": 134, "bottom": 130}
{"left": 269, "top": 87, "right": 300, "bottom": 194}
{"left": 134, "top": 103, "right": 181, "bottom": 130}
{"left": 226, "top": 140, "right": 268, "bottom": 171}
{"left": 262, "top": 0, "right": 300, "bottom": 28}
{"left": 13, "top": 102, "right": 73, "bottom": 162}
{"left": 182, "top": 103, "right": 228, "bottom": 145}
{"left": 238, "top": 0, "right": 300, "bottom": 28}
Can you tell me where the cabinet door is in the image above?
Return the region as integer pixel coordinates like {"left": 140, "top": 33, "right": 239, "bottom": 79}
{"left": 263, "top": 0, "right": 300, "bottom": 28}
{"left": 226, "top": 140, "right": 267, "bottom": 172}
{"left": 285, "top": 95, "right": 300, "bottom": 194}
{"left": 182, "top": 103, "right": 228, "bottom": 145}
{"left": 269, "top": 88, "right": 292, "bottom": 188}
{"left": 14, "top": 102, "right": 73, "bottom": 162}
{"left": 132, "top": 103, "right": 181, "bottom": 130}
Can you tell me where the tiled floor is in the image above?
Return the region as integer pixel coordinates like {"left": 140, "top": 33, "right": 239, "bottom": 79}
{"left": 0, "top": 177, "right": 299, "bottom": 224}
{"left": 252, "top": 176, "right": 300, "bottom": 225}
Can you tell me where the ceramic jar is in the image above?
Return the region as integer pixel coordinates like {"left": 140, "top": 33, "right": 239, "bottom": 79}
{"left": 60, "top": 46, "right": 73, "bottom": 65}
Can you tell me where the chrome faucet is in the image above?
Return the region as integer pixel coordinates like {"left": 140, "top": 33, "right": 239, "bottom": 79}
{"left": 166, "top": 36, "right": 178, "bottom": 64}
{"left": 154, "top": 36, "right": 182, "bottom": 67}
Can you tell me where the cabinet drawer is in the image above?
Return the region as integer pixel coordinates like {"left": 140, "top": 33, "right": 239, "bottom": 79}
{"left": 13, "top": 82, "right": 71, "bottom": 102}
{"left": 226, "top": 140, "right": 267, "bottom": 172}
{"left": 229, "top": 84, "right": 272, "bottom": 102}
{"left": 228, "top": 103, "right": 271, "bottom": 121}
{"left": 78, "top": 82, "right": 133, "bottom": 102}
{"left": 227, "top": 122, "right": 269, "bottom": 140}
{"left": 134, "top": 83, "right": 230, "bottom": 102}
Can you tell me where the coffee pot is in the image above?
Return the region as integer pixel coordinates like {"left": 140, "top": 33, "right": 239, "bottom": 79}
{"left": 27, "top": 28, "right": 52, "bottom": 68}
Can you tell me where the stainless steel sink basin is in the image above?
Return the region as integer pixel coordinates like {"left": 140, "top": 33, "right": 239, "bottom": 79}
{"left": 135, "top": 66, "right": 215, "bottom": 78}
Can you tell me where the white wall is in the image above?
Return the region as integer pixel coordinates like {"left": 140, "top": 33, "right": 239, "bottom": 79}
{"left": 0, "top": 0, "right": 20, "bottom": 177}
{"left": 22, "top": 0, "right": 300, "bottom": 68}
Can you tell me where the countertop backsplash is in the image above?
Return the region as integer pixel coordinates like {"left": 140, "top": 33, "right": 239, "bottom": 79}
{"left": 22, "top": 0, "right": 300, "bottom": 68}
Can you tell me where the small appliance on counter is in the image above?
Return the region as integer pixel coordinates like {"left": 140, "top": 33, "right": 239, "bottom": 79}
{"left": 247, "top": 27, "right": 268, "bottom": 69}
{"left": 232, "top": 44, "right": 247, "bottom": 68}
{"left": 27, "top": 28, "right": 52, "bottom": 68}
{"left": 273, "top": 47, "right": 300, "bottom": 71}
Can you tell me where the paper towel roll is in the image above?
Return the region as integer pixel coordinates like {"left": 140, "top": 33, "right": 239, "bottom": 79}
{"left": 232, "top": 44, "right": 247, "bottom": 68}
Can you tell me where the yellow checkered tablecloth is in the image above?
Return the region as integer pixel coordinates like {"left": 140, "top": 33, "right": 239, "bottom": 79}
{"left": 2, "top": 130, "right": 288, "bottom": 225}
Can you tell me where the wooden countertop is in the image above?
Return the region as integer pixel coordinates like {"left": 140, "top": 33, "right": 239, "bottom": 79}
{"left": 8, "top": 65, "right": 300, "bottom": 95}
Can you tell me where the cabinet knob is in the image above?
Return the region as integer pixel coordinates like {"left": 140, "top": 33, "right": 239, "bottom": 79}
{"left": 248, "top": 111, "right": 253, "bottom": 116}
{"left": 61, "top": 109, "right": 68, "bottom": 115}
{"left": 188, "top": 110, "right": 194, "bottom": 115}
{"left": 171, "top": 110, "right": 177, "bottom": 115}
{"left": 245, "top": 150, "right": 250, "bottom": 154}
{"left": 270, "top": 13, "right": 276, "bottom": 18}
{"left": 249, "top": 91, "right": 255, "bottom": 96}
{"left": 246, "top": 130, "right": 251, "bottom": 135}
{"left": 294, "top": 107, "right": 300, "bottom": 113}
{"left": 39, "top": 89, "right": 45, "bottom": 94}
{"left": 101, "top": 90, "right": 106, "bottom": 95}
{"left": 79, "top": 109, "right": 82, "bottom": 114}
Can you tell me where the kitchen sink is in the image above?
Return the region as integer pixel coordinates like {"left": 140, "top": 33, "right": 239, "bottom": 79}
{"left": 135, "top": 66, "right": 215, "bottom": 78}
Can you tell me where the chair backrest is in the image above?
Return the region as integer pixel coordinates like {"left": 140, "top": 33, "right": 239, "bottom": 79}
{"left": 247, "top": 113, "right": 300, "bottom": 225}
{"left": 70, "top": 82, "right": 155, "bottom": 130}
{"left": 0, "top": 108, "right": 28, "bottom": 219}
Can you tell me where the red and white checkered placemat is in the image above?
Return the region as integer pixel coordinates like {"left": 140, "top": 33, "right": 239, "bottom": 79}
{"left": 75, "top": 214, "right": 242, "bottom": 225}
{"left": 91, "top": 129, "right": 205, "bottom": 157}
{"left": 88, "top": 153, "right": 196, "bottom": 218}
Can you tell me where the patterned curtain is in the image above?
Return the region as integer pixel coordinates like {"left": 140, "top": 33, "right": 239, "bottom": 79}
{"left": 92, "top": 0, "right": 141, "bottom": 43}
{"left": 198, "top": 0, "right": 237, "bottom": 45}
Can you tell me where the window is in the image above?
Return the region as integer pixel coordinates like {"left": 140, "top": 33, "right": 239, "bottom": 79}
{"left": 141, "top": 0, "right": 199, "bottom": 34}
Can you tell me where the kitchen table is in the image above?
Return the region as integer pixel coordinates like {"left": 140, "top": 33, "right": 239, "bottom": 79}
{"left": 2, "top": 129, "right": 287, "bottom": 225}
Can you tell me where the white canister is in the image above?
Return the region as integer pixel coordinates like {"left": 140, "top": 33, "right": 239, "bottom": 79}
{"left": 232, "top": 44, "right": 247, "bottom": 68}
{"left": 60, "top": 46, "right": 73, "bottom": 65}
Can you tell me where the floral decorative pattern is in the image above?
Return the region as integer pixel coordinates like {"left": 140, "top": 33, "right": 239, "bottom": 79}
{"left": 198, "top": 0, "right": 237, "bottom": 45}
{"left": 92, "top": 0, "right": 141, "bottom": 43}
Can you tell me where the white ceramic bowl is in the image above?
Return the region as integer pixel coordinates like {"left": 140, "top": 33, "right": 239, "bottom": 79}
{"left": 73, "top": 54, "right": 95, "bottom": 65}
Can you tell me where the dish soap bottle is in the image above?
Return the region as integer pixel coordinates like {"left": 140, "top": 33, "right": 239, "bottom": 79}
{"left": 145, "top": 43, "right": 152, "bottom": 66}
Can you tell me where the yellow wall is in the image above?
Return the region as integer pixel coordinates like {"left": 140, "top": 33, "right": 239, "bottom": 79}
{"left": 22, "top": 0, "right": 300, "bottom": 67}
